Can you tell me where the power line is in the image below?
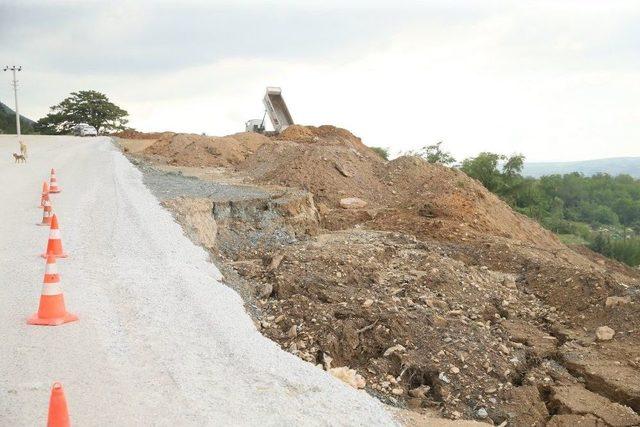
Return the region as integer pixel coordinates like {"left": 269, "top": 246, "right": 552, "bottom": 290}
{"left": 3, "top": 65, "right": 23, "bottom": 138}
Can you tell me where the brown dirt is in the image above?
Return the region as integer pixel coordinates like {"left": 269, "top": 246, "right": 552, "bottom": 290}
{"left": 135, "top": 124, "right": 569, "bottom": 249}
{"left": 126, "top": 126, "right": 640, "bottom": 425}
{"left": 241, "top": 128, "right": 562, "bottom": 249}
{"left": 116, "top": 138, "right": 158, "bottom": 154}
{"left": 143, "top": 131, "right": 273, "bottom": 167}
{"left": 278, "top": 124, "right": 370, "bottom": 149}
{"left": 112, "top": 129, "right": 171, "bottom": 140}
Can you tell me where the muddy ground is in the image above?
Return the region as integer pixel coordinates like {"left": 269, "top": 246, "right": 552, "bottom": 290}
{"left": 117, "top": 128, "right": 640, "bottom": 426}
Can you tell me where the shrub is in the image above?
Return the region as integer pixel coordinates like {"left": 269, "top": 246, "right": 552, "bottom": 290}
{"left": 370, "top": 146, "right": 389, "bottom": 160}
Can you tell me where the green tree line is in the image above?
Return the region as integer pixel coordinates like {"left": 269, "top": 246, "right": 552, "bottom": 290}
{"left": 415, "top": 143, "right": 640, "bottom": 266}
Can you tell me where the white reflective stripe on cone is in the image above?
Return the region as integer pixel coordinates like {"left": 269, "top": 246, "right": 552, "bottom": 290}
{"left": 49, "top": 229, "right": 61, "bottom": 239}
{"left": 41, "top": 282, "right": 62, "bottom": 296}
{"left": 45, "top": 263, "right": 58, "bottom": 274}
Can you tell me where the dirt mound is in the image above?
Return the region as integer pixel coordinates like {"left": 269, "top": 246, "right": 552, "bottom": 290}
{"left": 372, "top": 156, "right": 563, "bottom": 249}
{"left": 137, "top": 125, "right": 563, "bottom": 249}
{"left": 240, "top": 140, "right": 388, "bottom": 206}
{"left": 144, "top": 132, "right": 272, "bottom": 167}
{"left": 242, "top": 147, "right": 561, "bottom": 249}
{"left": 113, "top": 129, "right": 171, "bottom": 140}
{"left": 278, "top": 125, "right": 368, "bottom": 150}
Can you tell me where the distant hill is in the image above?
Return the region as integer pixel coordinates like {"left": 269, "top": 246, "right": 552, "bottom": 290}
{"left": 523, "top": 157, "right": 640, "bottom": 178}
{"left": 0, "top": 101, "right": 35, "bottom": 134}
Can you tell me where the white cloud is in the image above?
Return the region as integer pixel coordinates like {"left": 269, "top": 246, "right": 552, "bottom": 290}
{"left": 1, "top": 0, "right": 639, "bottom": 161}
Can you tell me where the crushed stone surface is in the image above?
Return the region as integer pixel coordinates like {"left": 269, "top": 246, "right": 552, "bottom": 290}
{"left": 133, "top": 159, "right": 270, "bottom": 202}
{"left": 0, "top": 135, "right": 396, "bottom": 426}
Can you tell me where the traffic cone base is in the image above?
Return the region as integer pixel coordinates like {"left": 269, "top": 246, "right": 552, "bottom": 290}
{"left": 27, "top": 310, "right": 78, "bottom": 326}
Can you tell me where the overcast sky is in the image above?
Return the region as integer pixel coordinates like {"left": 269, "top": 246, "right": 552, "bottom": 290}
{"left": 1, "top": 0, "right": 639, "bottom": 161}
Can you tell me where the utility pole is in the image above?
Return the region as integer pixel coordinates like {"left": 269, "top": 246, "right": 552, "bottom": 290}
{"left": 3, "top": 65, "right": 22, "bottom": 138}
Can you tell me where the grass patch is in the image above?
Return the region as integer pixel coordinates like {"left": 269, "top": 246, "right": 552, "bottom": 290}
{"left": 557, "top": 233, "right": 589, "bottom": 245}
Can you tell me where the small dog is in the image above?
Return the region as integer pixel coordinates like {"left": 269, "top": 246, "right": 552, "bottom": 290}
{"left": 13, "top": 153, "right": 26, "bottom": 163}
{"left": 19, "top": 141, "right": 28, "bottom": 158}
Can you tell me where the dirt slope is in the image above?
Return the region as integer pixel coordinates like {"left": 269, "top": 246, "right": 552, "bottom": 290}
{"left": 123, "top": 125, "right": 640, "bottom": 425}
{"left": 234, "top": 126, "right": 557, "bottom": 249}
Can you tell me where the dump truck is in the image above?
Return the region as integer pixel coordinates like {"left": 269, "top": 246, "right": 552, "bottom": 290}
{"left": 245, "top": 87, "right": 294, "bottom": 134}
{"left": 263, "top": 87, "right": 293, "bottom": 133}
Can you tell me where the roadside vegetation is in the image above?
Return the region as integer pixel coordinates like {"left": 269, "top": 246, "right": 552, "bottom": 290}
{"left": 411, "top": 143, "right": 640, "bottom": 267}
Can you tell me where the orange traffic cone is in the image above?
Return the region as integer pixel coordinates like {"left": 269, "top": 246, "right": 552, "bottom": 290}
{"left": 39, "top": 181, "right": 50, "bottom": 207}
{"left": 37, "top": 196, "right": 53, "bottom": 227}
{"left": 27, "top": 256, "right": 77, "bottom": 326}
{"left": 49, "top": 168, "right": 61, "bottom": 193}
{"left": 41, "top": 214, "right": 67, "bottom": 258}
{"left": 47, "top": 382, "right": 71, "bottom": 427}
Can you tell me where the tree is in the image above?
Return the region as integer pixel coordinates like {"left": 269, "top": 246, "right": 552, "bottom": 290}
{"left": 461, "top": 152, "right": 503, "bottom": 192}
{"left": 35, "top": 90, "right": 128, "bottom": 135}
{"left": 503, "top": 154, "right": 525, "bottom": 177}
{"left": 409, "top": 141, "right": 456, "bottom": 165}
{"left": 461, "top": 152, "right": 526, "bottom": 196}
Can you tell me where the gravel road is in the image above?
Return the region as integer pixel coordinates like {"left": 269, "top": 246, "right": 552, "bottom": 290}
{"left": 0, "top": 136, "right": 396, "bottom": 426}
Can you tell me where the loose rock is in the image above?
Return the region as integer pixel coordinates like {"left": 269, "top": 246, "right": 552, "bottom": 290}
{"left": 339, "top": 197, "right": 368, "bottom": 209}
{"left": 328, "top": 366, "right": 366, "bottom": 389}
{"left": 595, "top": 326, "right": 615, "bottom": 341}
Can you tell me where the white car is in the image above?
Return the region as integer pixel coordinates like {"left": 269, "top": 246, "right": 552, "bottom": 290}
{"left": 73, "top": 123, "right": 98, "bottom": 137}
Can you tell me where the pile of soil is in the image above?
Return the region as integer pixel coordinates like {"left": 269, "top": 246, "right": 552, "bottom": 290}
{"left": 112, "top": 129, "right": 171, "bottom": 139}
{"left": 142, "top": 124, "right": 557, "bottom": 251}
{"left": 239, "top": 140, "right": 389, "bottom": 207}
{"left": 376, "top": 157, "right": 562, "bottom": 248}
{"left": 144, "top": 132, "right": 272, "bottom": 167}
{"left": 240, "top": 129, "right": 560, "bottom": 249}
{"left": 278, "top": 124, "right": 370, "bottom": 151}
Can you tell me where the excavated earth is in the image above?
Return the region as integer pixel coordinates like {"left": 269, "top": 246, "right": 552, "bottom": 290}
{"left": 116, "top": 125, "right": 640, "bottom": 426}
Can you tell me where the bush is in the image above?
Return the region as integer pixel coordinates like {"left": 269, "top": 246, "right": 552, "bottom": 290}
{"left": 370, "top": 147, "right": 389, "bottom": 160}
{"left": 609, "top": 238, "right": 640, "bottom": 266}
{"left": 590, "top": 233, "right": 640, "bottom": 266}
{"left": 408, "top": 142, "right": 456, "bottom": 165}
